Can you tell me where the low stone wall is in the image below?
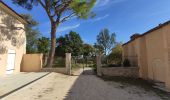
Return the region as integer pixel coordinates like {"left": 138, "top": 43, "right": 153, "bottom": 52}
{"left": 41, "top": 68, "right": 67, "bottom": 75}
{"left": 101, "top": 67, "right": 139, "bottom": 78}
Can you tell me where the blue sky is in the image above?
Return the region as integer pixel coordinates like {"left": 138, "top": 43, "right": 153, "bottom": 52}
{"left": 3, "top": 0, "right": 170, "bottom": 44}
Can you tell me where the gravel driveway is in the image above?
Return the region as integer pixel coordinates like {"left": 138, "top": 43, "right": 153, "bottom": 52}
{"left": 3, "top": 72, "right": 164, "bottom": 100}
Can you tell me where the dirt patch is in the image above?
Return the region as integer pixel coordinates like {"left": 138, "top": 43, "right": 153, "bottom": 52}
{"left": 101, "top": 76, "right": 170, "bottom": 100}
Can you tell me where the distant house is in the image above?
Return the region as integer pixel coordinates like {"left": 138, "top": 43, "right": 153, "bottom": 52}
{"left": 0, "top": 1, "right": 27, "bottom": 75}
{"left": 122, "top": 20, "right": 170, "bottom": 89}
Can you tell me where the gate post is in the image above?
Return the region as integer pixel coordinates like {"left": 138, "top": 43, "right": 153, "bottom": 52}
{"left": 66, "top": 53, "right": 71, "bottom": 75}
{"left": 96, "top": 54, "right": 102, "bottom": 76}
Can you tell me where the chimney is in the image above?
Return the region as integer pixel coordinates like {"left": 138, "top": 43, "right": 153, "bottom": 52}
{"left": 130, "top": 33, "right": 141, "bottom": 40}
{"left": 159, "top": 23, "right": 162, "bottom": 26}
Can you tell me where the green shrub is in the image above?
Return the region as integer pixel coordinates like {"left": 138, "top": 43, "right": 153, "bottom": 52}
{"left": 92, "top": 64, "right": 97, "bottom": 73}
{"left": 53, "top": 57, "right": 65, "bottom": 68}
{"left": 123, "top": 59, "right": 131, "bottom": 67}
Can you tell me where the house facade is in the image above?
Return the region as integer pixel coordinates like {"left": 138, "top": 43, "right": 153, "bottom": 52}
{"left": 0, "top": 1, "right": 27, "bottom": 76}
{"left": 122, "top": 20, "right": 170, "bottom": 89}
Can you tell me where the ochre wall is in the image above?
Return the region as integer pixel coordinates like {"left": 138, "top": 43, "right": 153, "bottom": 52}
{"left": 145, "top": 28, "right": 166, "bottom": 82}
{"left": 123, "top": 23, "right": 170, "bottom": 89}
{"left": 123, "top": 41, "right": 138, "bottom": 66}
{"left": 163, "top": 24, "right": 170, "bottom": 89}
{"left": 122, "top": 44, "right": 128, "bottom": 60}
{"left": 138, "top": 37, "right": 148, "bottom": 79}
{"left": 21, "top": 54, "right": 43, "bottom": 72}
{"left": 0, "top": 6, "right": 26, "bottom": 76}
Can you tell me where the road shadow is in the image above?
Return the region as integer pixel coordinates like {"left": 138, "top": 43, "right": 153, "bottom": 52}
{"left": 63, "top": 68, "right": 114, "bottom": 100}
{"left": 63, "top": 67, "right": 167, "bottom": 100}
{"left": 71, "top": 67, "right": 95, "bottom": 76}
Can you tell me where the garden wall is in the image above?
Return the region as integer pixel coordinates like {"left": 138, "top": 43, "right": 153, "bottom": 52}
{"left": 41, "top": 53, "right": 71, "bottom": 75}
{"left": 21, "top": 53, "right": 71, "bottom": 75}
{"left": 21, "top": 54, "right": 43, "bottom": 72}
{"left": 101, "top": 67, "right": 139, "bottom": 78}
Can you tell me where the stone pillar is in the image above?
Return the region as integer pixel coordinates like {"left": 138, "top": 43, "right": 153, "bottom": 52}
{"left": 96, "top": 54, "right": 102, "bottom": 76}
{"left": 66, "top": 53, "right": 71, "bottom": 75}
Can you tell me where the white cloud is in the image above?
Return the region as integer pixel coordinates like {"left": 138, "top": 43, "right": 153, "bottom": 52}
{"left": 58, "top": 24, "right": 80, "bottom": 32}
{"left": 40, "top": 21, "right": 80, "bottom": 34}
{"left": 95, "top": 0, "right": 110, "bottom": 7}
{"left": 95, "top": 0, "right": 127, "bottom": 8}
{"left": 92, "top": 14, "right": 109, "bottom": 22}
{"left": 112, "top": 0, "right": 127, "bottom": 4}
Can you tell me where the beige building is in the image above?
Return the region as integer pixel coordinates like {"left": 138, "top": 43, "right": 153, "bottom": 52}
{"left": 122, "top": 20, "right": 170, "bottom": 89}
{"left": 0, "top": 1, "right": 27, "bottom": 76}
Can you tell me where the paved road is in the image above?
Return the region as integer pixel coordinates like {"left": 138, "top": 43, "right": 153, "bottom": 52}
{"left": 3, "top": 70, "right": 163, "bottom": 100}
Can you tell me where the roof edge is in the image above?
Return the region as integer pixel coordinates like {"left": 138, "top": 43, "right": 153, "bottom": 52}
{"left": 0, "top": 1, "right": 28, "bottom": 24}
{"left": 123, "top": 20, "right": 170, "bottom": 46}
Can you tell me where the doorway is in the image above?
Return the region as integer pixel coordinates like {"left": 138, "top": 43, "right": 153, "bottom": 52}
{"left": 6, "top": 49, "right": 16, "bottom": 74}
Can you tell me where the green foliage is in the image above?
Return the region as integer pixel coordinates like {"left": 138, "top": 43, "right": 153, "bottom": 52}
{"left": 123, "top": 59, "right": 131, "bottom": 67}
{"left": 97, "top": 28, "right": 116, "bottom": 55}
{"left": 37, "top": 37, "right": 50, "bottom": 54}
{"left": 21, "top": 14, "right": 39, "bottom": 27}
{"left": 92, "top": 64, "right": 97, "bottom": 73}
{"left": 65, "top": 31, "right": 83, "bottom": 56}
{"left": 12, "top": 0, "right": 96, "bottom": 67}
{"left": 55, "top": 31, "right": 83, "bottom": 57}
{"left": 70, "top": 0, "right": 96, "bottom": 19}
{"left": 21, "top": 14, "right": 40, "bottom": 53}
{"left": 107, "top": 42, "right": 123, "bottom": 65}
{"left": 93, "top": 43, "right": 104, "bottom": 55}
{"left": 83, "top": 44, "right": 95, "bottom": 57}
{"left": 53, "top": 57, "right": 65, "bottom": 68}
{"left": 12, "top": 0, "right": 96, "bottom": 21}
{"left": 55, "top": 36, "right": 66, "bottom": 57}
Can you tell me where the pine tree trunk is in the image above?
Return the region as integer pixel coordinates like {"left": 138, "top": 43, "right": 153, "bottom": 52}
{"left": 46, "top": 22, "right": 57, "bottom": 67}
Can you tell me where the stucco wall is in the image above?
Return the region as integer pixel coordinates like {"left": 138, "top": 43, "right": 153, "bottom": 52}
{"left": 40, "top": 53, "right": 71, "bottom": 75}
{"left": 163, "top": 24, "right": 170, "bottom": 89}
{"left": 0, "top": 6, "right": 26, "bottom": 76}
{"left": 138, "top": 37, "right": 148, "bottom": 79}
{"left": 122, "top": 45, "right": 128, "bottom": 57}
{"left": 123, "top": 41, "right": 138, "bottom": 66}
{"left": 21, "top": 54, "right": 43, "bottom": 72}
{"left": 122, "top": 23, "right": 170, "bottom": 90}
{"left": 145, "top": 27, "right": 166, "bottom": 82}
